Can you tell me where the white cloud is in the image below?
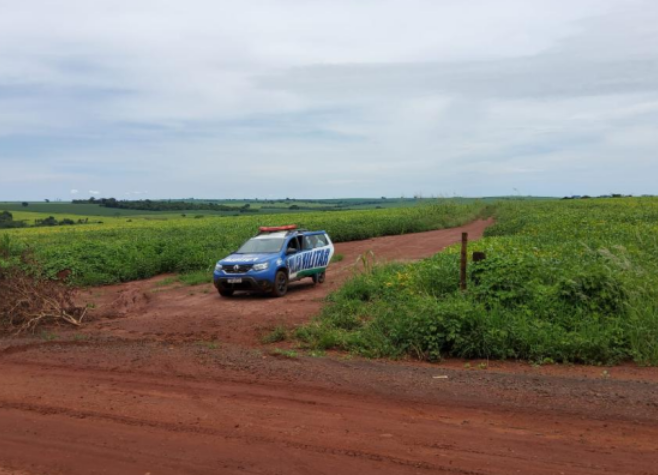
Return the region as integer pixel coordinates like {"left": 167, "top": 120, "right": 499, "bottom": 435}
{"left": 70, "top": 189, "right": 79, "bottom": 194}
{"left": 89, "top": 190, "right": 100, "bottom": 195}
{"left": 0, "top": 0, "right": 657, "bottom": 199}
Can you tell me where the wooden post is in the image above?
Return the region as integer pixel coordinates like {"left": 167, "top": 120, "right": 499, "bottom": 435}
{"left": 460, "top": 232, "right": 468, "bottom": 291}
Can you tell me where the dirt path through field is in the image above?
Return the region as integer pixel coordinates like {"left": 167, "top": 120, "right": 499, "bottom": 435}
{"left": 2, "top": 218, "right": 658, "bottom": 475}
{"left": 79, "top": 218, "right": 493, "bottom": 346}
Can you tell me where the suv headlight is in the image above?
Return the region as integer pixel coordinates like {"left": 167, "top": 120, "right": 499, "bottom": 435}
{"left": 252, "top": 262, "right": 269, "bottom": 272}
{"left": 214, "top": 264, "right": 223, "bottom": 272}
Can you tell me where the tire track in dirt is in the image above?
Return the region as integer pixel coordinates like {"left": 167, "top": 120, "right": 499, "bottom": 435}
{"left": 0, "top": 401, "right": 481, "bottom": 474}
{"left": 2, "top": 351, "right": 658, "bottom": 475}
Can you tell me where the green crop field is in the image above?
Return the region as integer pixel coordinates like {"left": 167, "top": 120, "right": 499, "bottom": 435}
{"left": 1, "top": 201, "right": 487, "bottom": 286}
{"left": 296, "top": 197, "right": 658, "bottom": 366}
{"left": 0, "top": 203, "right": 159, "bottom": 217}
{"left": 0, "top": 197, "right": 451, "bottom": 218}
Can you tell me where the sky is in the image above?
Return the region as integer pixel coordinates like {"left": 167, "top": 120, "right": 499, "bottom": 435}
{"left": 1, "top": 0, "right": 657, "bottom": 200}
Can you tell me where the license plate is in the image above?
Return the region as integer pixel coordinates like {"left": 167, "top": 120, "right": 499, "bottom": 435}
{"left": 227, "top": 278, "right": 242, "bottom": 284}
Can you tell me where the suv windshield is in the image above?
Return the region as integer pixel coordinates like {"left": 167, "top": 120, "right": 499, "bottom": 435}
{"left": 237, "top": 237, "right": 284, "bottom": 254}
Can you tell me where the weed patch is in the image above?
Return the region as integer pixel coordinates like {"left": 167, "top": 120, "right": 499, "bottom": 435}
{"left": 262, "top": 325, "right": 288, "bottom": 344}
{"left": 270, "top": 348, "right": 298, "bottom": 359}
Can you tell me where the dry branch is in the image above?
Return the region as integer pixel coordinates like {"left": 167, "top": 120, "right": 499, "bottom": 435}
{"left": 0, "top": 250, "right": 85, "bottom": 333}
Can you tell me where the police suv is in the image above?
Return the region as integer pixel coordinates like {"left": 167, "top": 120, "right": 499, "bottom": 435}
{"left": 213, "top": 225, "right": 334, "bottom": 297}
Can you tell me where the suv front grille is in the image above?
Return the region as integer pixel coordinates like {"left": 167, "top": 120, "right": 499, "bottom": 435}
{"left": 224, "top": 264, "right": 253, "bottom": 274}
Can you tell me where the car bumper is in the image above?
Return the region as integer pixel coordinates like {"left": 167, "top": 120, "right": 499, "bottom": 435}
{"left": 214, "top": 276, "right": 273, "bottom": 292}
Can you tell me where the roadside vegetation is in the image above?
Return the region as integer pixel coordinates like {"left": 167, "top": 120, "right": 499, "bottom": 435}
{"left": 0, "top": 236, "right": 85, "bottom": 333}
{"left": 0, "top": 201, "right": 487, "bottom": 286}
{"left": 297, "top": 197, "right": 658, "bottom": 366}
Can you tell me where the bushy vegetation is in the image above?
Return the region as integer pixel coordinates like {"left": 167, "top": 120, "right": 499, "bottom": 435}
{"left": 0, "top": 210, "right": 97, "bottom": 229}
{"left": 297, "top": 198, "right": 658, "bottom": 366}
{"left": 72, "top": 197, "right": 259, "bottom": 213}
{"left": 0, "top": 201, "right": 486, "bottom": 286}
{"left": 0, "top": 211, "right": 26, "bottom": 229}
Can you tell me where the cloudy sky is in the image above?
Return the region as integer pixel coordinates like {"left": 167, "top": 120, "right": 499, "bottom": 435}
{"left": 1, "top": 0, "right": 657, "bottom": 200}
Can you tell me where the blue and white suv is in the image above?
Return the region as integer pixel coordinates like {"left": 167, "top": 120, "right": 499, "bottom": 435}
{"left": 213, "top": 225, "right": 334, "bottom": 297}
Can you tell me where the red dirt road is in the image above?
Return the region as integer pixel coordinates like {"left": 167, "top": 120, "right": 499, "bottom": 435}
{"left": 2, "top": 219, "right": 658, "bottom": 475}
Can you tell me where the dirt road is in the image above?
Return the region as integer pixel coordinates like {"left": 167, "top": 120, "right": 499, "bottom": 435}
{"left": 79, "top": 218, "right": 494, "bottom": 346}
{"left": 2, "top": 219, "right": 658, "bottom": 475}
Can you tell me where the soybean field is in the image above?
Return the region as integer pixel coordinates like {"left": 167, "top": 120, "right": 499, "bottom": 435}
{"left": 1, "top": 201, "right": 487, "bottom": 286}
{"left": 298, "top": 197, "right": 658, "bottom": 365}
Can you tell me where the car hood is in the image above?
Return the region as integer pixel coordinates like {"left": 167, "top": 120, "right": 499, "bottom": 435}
{"left": 220, "top": 253, "right": 275, "bottom": 265}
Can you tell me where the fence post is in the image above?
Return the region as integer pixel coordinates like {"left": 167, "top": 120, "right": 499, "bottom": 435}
{"left": 460, "top": 232, "right": 468, "bottom": 291}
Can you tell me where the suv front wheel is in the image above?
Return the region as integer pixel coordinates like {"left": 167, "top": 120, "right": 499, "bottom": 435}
{"left": 218, "top": 288, "right": 234, "bottom": 297}
{"left": 271, "top": 270, "right": 288, "bottom": 297}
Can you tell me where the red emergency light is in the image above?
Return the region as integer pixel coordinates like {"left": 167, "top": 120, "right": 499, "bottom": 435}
{"left": 258, "top": 224, "right": 298, "bottom": 233}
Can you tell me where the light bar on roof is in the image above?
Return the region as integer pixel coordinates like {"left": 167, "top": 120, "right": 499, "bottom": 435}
{"left": 258, "top": 225, "right": 298, "bottom": 233}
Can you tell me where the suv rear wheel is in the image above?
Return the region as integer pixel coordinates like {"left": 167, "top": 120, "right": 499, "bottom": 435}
{"left": 271, "top": 270, "right": 288, "bottom": 297}
{"left": 312, "top": 271, "right": 326, "bottom": 284}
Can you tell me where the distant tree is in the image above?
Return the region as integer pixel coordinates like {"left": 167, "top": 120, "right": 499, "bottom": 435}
{"left": 21, "top": 202, "right": 28, "bottom": 207}
{"left": 35, "top": 216, "right": 58, "bottom": 226}
{"left": 0, "top": 211, "right": 26, "bottom": 229}
{"left": 289, "top": 205, "right": 300, "bottom": 210}
{"left": 45, "top": 199, "right": 50, "bottom": 203}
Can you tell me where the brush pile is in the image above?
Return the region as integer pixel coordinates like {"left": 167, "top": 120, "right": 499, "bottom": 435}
{"left": 1, "top": 238, "right": 86, "bottom": 333}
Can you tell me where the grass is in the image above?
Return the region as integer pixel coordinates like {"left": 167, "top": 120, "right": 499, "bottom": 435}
{"left": 295, "top": 197, "right": 658, "bottom": 366}
{"left": 262, "top": 325, "right": 288, "bottom": 344}
{"left": 155, "top": 276, "right": 178, "bottom": 287}
{"left": 154, "top": 271, "right": 211, "bottom": 288}
{"left": 178, "top": 270, "right": 211, "bottom": 286}
{"left": 270, "top": 348, "right": 298, "bottom": 359}
{"left": 331, "top": 253, "right": 345, "bottom": 263}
